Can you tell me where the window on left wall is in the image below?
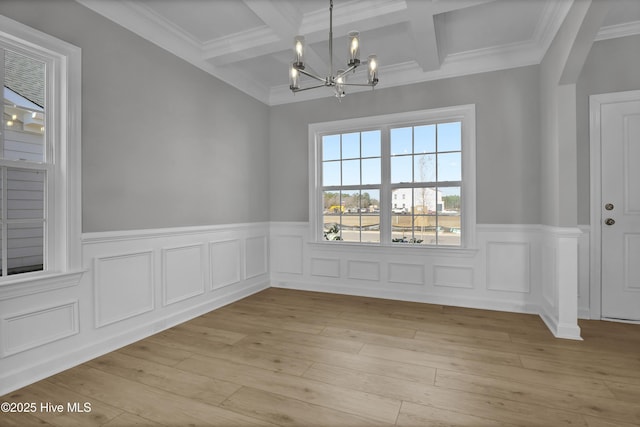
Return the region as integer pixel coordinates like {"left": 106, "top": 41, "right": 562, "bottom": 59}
{"left": 0, "top": 16, "right": 81, "bottom": 287}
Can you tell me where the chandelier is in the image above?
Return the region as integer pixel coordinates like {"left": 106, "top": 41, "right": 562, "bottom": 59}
{"left": 289, "top": 0, "right": 379, "bottom": 99}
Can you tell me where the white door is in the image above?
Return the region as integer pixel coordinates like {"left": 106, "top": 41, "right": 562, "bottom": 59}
{"left": 600, "top": 97, "right": 640, "bottom": 321}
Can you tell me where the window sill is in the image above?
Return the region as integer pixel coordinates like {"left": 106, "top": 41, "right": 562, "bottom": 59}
{"left": 0, "top": 270, "right": 86, "bottom": 301}
{"left": 307, "top": 241, "right": 478, "bottom": 258}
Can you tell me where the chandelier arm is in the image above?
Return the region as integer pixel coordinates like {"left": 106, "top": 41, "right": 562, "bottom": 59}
{"left": 291, "top": 83, "right": 331, "bottom": 93}
{"left": 342, "top": 82, "right": 378, "bottom": 87}
{"left": 296, "top": 67, "right": 327, "bottom": 83}
{"left": 334, "top": 65, "right": 358, "bottom": 79}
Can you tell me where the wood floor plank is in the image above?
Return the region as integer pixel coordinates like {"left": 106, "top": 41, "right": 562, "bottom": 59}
{"left": 169, "top": 322, "right": 248, "bottom": 345}
{"left": 582, "top": 414, "right": 640, "bottom": 427}
{"left": 236, "top": 336, "right": 437, "bottom": 384}
{"left": 0, "top": 411, "right": 54, "bottom": 426}
{"left": 194, "top": 342, "right": 313, "bottom": 376}
{"left": 197, "top": 309, "right": 327, "bottom": 335}
{"left": 350, "top": 328, "right": 522, "bottom": 366}
{"left": 603, "top": 379, "right": 640, "bottom": 403}
{"left": 99, "top": 412, "right": 163, "bottom": 427}
{"left": 220, "top": 386, "right": 393, "bottom": 427}
{"left": 396, "top": 401, "right": 517, "bottom": 427}
{"left": 118, "top": 338, "right": 193, "bottom": 367}
{"left": 4, "top": 379, "right": 123, "bottom": 426}
{"left": 520, "top": 354, "right": 640, "bottom": 384}
{"left": 435, "top": 369, "right": 640, "bottom": 425}
{"left": 302, "top": 362, "right": 585, "bottom": 426}
{"left": 338, "top": 309, "right": 514, "bottom": 341}
{"left": 242, "top": 328, "right": 364, "bottom": 354}
{"left": 176, "top": 353, "right": 402, "bottom": 424}
{"left": 359, "top": 343, "right": 617, "bottom": 398}
{"left": 46, "top": 365, "right": 276, "bottom": 426}
{"left": 87, "top": 352, "right": 241, "bottom": 405}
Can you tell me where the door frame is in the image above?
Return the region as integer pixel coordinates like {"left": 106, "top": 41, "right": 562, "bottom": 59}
{"left": 589, "top": 90, "right": 640, "bottom": 320}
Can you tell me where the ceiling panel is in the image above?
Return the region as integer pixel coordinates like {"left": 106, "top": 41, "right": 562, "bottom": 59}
{"left": 436, "top": 0, "right": 546, "bottom": 56}
{"left": 141, "top": 0, "right": 264, "bottom": 42}
{"left": 76, "top": 0, "right": 640, "bottom": 105}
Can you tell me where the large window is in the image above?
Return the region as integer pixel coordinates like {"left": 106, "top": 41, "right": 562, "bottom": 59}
{"left": 311, "top": 106, "right": 475, "bottom": 248}
{"left": 0, "top": 16, "right": 81, "bottom": 287}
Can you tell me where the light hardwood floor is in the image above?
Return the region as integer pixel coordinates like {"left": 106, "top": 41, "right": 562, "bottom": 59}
{"left": 2, "top": 288, "right": 640, "bottom": 426}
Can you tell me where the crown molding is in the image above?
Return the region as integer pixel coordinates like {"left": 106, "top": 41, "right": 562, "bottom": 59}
{"left": 595, "top": 20, "right": 640, "bottom": 41}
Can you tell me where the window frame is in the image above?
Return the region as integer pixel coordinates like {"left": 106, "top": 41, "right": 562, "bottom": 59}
{"left": 309, "top": 105, "right": 476, "bottom": 249}
{"left": 0, "top": 15, "right": 82, "bottom": 292}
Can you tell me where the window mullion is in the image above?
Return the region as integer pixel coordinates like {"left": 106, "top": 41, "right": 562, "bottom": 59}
{"left": 380, "top": 125, "right": 391, "bottom": 244}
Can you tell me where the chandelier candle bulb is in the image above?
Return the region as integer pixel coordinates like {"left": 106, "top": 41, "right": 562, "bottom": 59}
{"left": 348, "top": 31, "right": 360, "bottom": 66}
{"left": 293, "top": 36, "right": 305, "bottom": 68}
{"left": 336, "top": 69, "right": 346, "bottom": 98}
{"left": 368, "top": 54, "right": 378, "bottom": 85}
{"left": 289, "top": 66, "right": 299, "bottom": 90}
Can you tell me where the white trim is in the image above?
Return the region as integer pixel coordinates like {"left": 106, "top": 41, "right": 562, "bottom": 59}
{"left": 82, "top": 222, "right": 270, "bottom": 244}
{"left": 0, "top": 270, "right": 84, "bottom": 301}
{"left": 595, "top": 20, "right": 640, "bottom": 42}
{"left": 589, "top": 90, "right": 640, "bottom": 320}
{"left": 308, "top": 104, "right": 476, "bottom": 250}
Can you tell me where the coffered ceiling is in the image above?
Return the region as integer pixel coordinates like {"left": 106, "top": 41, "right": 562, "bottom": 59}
{"left": 77, "top": 0, "right": 640, "bottom": 105}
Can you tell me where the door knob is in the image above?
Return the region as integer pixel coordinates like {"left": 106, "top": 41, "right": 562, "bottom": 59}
{"left": 605, "top": 203, "right": 614, "bottom": 211}
{"left": 605, "top": 218, "right": 615, "bottom": 226}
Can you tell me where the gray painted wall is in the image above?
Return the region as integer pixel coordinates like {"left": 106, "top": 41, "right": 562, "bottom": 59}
{"left": 13, "top": 1, "right": 631, "bottom": 230}
{"left": 270, "top": 65, "right": 541, "bottom": 224}
{"left": 0, "top": 0, "right": 270, "bottom": 232}
{"left": 576, "top": 34, "right": 640, "bottom": 225}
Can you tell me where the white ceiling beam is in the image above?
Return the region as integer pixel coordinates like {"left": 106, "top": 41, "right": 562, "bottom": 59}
{"left": 559, "top": 0, "right": 611, "bottom": 85}
{"left": 242, "top": 0, "right": 330, "bottom": 73}
{"left": 242, "top": 0, "right": 302, "bottom": 39}
{"left": 300, "top": 0, "right": 407, "bottom": 34}
{"left": 405, "top": 0, "right": 440, "bottom": 72}
{"left": 430, "top": 0, "right": 497, "bottom": 15}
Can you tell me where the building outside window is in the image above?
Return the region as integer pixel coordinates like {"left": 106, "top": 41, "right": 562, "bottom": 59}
{"left": 311, "top": 105, "right": 475, "bottom": 248}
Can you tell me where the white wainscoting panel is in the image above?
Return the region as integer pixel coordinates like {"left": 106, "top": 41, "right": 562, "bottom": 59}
{"left": 389, "top": 262, "right": 424, "bottom": 286}
{"left": 272, "top": 235, "right": 304, "bottom": 274}
{"left": 162, "top": 244, "right": 205, "bottom": 306}
{"left": 486, "top": 242, "right": 530, "bottom": 293}
{"left": 1, "top": 300, "right": 78, "bottom": 357}
{"left": 210, "top": 239, "right": 242, "bottom": 290}
{"left": 246, "top": 235, "right": 268, "bottom": 279}
{"left": 310, "top": 258, "right": 341, "bottom": 278}
{"left": 347, "top": 260, "right": 380, "bottom": 282}
{"left": 434, "top": 265, "right": 474, "bottom": 289}
{"left": 94, "top": 251, "right": 154, "bottom": 328}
